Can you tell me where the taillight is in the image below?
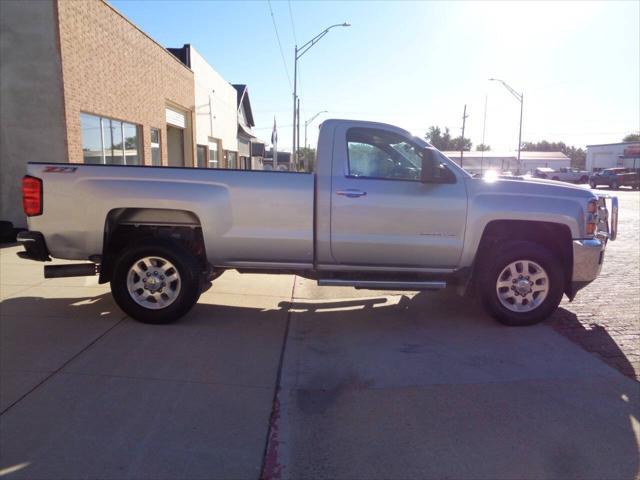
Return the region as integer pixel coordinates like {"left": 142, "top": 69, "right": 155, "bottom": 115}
{"left": 22, "top": 176, "right": 42, "bottom": 216}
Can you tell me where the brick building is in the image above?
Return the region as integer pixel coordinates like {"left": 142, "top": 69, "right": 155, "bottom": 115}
{"left": 1, "top": 0, "right": 197, "bottom": 227}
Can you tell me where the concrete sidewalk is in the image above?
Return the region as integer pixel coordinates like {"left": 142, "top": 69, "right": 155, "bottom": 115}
{"left": 265, "top": 283, "right": 640, "bottom": 479}
{"left": 1, "top": 244, "right": 639, "bottom": 479}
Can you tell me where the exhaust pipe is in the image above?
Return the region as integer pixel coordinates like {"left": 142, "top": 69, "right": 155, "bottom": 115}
{"left": 44, "top": 263, "right": 98, "bottom": 278}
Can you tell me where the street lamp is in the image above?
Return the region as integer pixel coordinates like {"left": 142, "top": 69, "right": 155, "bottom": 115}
{"left": 489, "top": 78, "right": 524, "bottom": 174}
{"left": 292, "top": 22, "right": 350, "bottom": 170}
{"left": 304, "top": 110, "right": 328, "bottom": 149}
{"left": 300, "top": 110, "right": 328, "bottom": 172}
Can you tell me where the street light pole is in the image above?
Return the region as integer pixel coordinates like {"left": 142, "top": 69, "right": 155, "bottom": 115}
{"left": 304, "top": 110, "right": 328, "bottom": 149}
{"left": 489, "top": 78, "right": 524, "bottom": 174}
{"left": 292, "top": 22, "right": 350, "bottom": 171}
{"left": 292, "top": 49, "right": 297, "bottom": 171}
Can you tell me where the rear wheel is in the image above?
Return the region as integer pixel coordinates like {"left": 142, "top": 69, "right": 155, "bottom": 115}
{"left": 552, "top": 176, "right": 560, "bottom": 181}
{"left": 479, "top": 241, "right": 564, "bottom": 326}
{"left": 589, "top": 181, "right": 597, "bottom": 189}
{"left": 579, "top": 176, "right": 588, "bottom": 183}
{"left": 611, "top": 181, "right": 619, "bottom": 190}
{"left": 110, "top": 238, "right": 201, "bottom": 324}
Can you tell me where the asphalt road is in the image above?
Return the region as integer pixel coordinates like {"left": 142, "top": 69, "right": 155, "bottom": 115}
{"left": 1, "top": 190, "right": 638, "bottom": 479}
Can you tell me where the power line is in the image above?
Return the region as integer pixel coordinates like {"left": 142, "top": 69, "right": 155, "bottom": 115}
{"left": 287, "top": 0, "right": 298, "bottom": 45}
{"left": 267, "top": 0, "right": 293, "bottom": 92}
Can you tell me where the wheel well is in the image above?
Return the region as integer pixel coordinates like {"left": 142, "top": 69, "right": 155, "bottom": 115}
{"left": 99, "top": 208, "right": 206, "bottom": 284}
{"left": 475, "top": 220, "right": 573, "bottom": 295}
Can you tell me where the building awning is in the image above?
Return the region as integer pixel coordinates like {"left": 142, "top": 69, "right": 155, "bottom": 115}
{"left": 238, "top": 123, "right": 256, "bottom": 139}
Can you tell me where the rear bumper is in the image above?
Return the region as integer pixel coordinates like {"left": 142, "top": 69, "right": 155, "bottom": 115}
{"left": 16, "top": 231, "right": 51, "bottom": 262}
{"left": 572, "top": 238, "right": 605, "bottom": 283}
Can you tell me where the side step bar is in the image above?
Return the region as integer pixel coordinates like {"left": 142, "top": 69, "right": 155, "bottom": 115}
{"left": 317, "top": 279, "right": 446, "bottom": 290}
{"left": 45, "top": 263, "right": 98, "bottom": 278}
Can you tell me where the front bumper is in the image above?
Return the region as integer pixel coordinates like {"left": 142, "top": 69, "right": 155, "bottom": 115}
{"left": 16, "top": 231, "right": 51, "bottom": 262}
{"left": 572, "top": 238, "right": 605, "bottom": 282}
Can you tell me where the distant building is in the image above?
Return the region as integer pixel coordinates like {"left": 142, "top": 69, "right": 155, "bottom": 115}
{"left": 167, "top": 44, "right": 238, "bottom": 169}
{"left": 1, "top": 0, "right": 262, "bottom": 229}
{"left": 442, "top": 151, "right": 571, "bottom": 174}
{"left": 263, "top": 151, "right": 292, "bottom": 171}
{"left": 585, "top": 142, "right": 640, "bottom": 172}
{"left": 233, "top": 85, "right": 265, "bottom": 170}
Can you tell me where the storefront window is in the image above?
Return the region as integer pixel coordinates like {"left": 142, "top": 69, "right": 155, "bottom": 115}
{"left": 227, "top": 151, "right": 237, "bottom": 169}
{"left": 209, "top": 140, "right": 219, "bottom": 168}
{"left": 150, "top": 128, "right": 161, "bottom": 166}
{"left": 80, "top": 112, "right": 141, "bottom": 165}
{"left": 197, "top": 145, "right": 207, "bottom": 168}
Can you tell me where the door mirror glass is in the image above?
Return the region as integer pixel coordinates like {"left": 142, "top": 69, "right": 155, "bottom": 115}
{"left": 421, "top": 149, "right": 455, "bottom": 183}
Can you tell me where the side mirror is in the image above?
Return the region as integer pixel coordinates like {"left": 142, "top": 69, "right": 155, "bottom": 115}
{"left": 421, "top": 149, "right": 455, "bottom": 184}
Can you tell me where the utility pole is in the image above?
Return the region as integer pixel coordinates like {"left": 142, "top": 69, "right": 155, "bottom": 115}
{"left": 296, "top": 97, "right": 300, "bottom": 171}
{"left": 291, "top": 47, "right": 298, "bottom": 171}
{"left": 481, "top": 94, "right": 487, "bottom": 174}
{"left": 460, "top": 104, "right": 468, "bottom": 169}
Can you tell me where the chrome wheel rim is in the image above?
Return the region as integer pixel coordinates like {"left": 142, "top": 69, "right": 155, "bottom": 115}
{"left": 126, "top": 256, "right": 181, "bottom": 310}
{"left": 496, "top": 260, "right": 549, "bottom": 313}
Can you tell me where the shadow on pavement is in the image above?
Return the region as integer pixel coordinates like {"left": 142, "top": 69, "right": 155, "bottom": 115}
{"left": 0, "top": 290, "right": 638, "bottom": 480}
{"left": 550, "top": 307, "right": 638, "bottom": 380}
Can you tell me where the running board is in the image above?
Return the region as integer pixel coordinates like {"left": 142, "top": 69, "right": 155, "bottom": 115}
{"left": 317, "top": 279, "right": 447, "bottom": 290}
{"left": 45, "top": 263, "right": 98, "bottom": 278}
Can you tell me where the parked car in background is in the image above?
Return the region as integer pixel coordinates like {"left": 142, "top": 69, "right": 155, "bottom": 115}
{"left": 533, "top": 167, "right": 590, "bottom": 183}
{"left": 589, "top": 168, "right": 640, "bottom": 190}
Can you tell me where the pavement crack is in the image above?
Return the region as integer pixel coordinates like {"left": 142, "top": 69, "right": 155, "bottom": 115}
{"left": 259, "top": 275, "right": 296, "bottom": 479}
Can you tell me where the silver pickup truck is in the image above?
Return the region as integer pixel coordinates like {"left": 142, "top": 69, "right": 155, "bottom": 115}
{"left": 17, "top": 119, "right": 618, "bottom": 326}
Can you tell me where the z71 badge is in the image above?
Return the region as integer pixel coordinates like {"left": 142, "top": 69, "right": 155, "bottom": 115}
{"left": 43, "top": 166, "right": 77, "bottom": 173}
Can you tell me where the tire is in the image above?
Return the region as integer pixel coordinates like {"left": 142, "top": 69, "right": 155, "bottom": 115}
{"left": 478, "top": 240, "right": 564, "bottom": 326}
{"left": 589, "top": 182, "right": 596, "bottom": 189}
{"left": 579, "top": 176, "right": 588, "bottom": 183}
{"left": 0, "top": 221, "right": 14, "bottom": 243}
{"left": 552, "top": 176, "right": 560, "bottom": 181}
{"left": 611, "top": 181, "right": 619, "bottom": 190}
{"left": 110, "top": 238, "right": 202, "bottom": 324}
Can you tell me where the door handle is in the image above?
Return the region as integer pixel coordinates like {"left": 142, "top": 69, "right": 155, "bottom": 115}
{"left": 335, "top": 189, "right": 367, "bottom": 198}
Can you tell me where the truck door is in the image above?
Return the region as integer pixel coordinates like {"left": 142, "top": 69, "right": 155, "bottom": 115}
{"left": 329, "top": 125, "right": 468, "bottom": 268}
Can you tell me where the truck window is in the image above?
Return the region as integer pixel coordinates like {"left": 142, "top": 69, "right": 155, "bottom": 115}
{"left": 346, "top": 128, "right": 422, "bottom": 181}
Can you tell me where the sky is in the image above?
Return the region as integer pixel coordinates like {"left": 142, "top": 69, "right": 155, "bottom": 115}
{"left": 110, "top": 0, "right": 639, "bottom": 152}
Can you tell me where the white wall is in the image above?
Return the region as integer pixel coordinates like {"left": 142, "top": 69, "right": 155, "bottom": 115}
{"left": 586, "top": 143, "right": 640, "bottom": 171}
{"left": 190, "top": 46, "right": 237, "bottom": 152}
{"left": 0, "top": 0, "right": 68, "bottom": 227}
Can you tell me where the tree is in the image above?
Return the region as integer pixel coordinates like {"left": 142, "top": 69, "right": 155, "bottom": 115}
{"left": 475, "top": 143, "right": 491, "bottom": 151}
{"left": 425, "top": 126, "right": 452, "bottom": 150}
{"left": 623, "top": 132, "right": 640, "bottom": 142}
{"left": 298, "top": 147, "right": 316, "bottom": 172}
{"left": 522, "top": 140, "right": 586, "bottom": 169}
{"left": 425, "top": 126, "right": 471, "bottom": 151}
{"left": 450, "top": 136, "right": 472, "bottom": 151}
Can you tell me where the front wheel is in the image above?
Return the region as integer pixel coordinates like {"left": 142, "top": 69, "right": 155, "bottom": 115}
{"left": 110, "top": 238, "right": 202, "bottom": 324}
{"left": 611, "top": 181, "right": 619, "bottom": 190}
{"left": 589, "top": 181, "right": 597, "bottom": 189}
{"left": 479, "top": 241, "right": 564, "bottom": 326}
